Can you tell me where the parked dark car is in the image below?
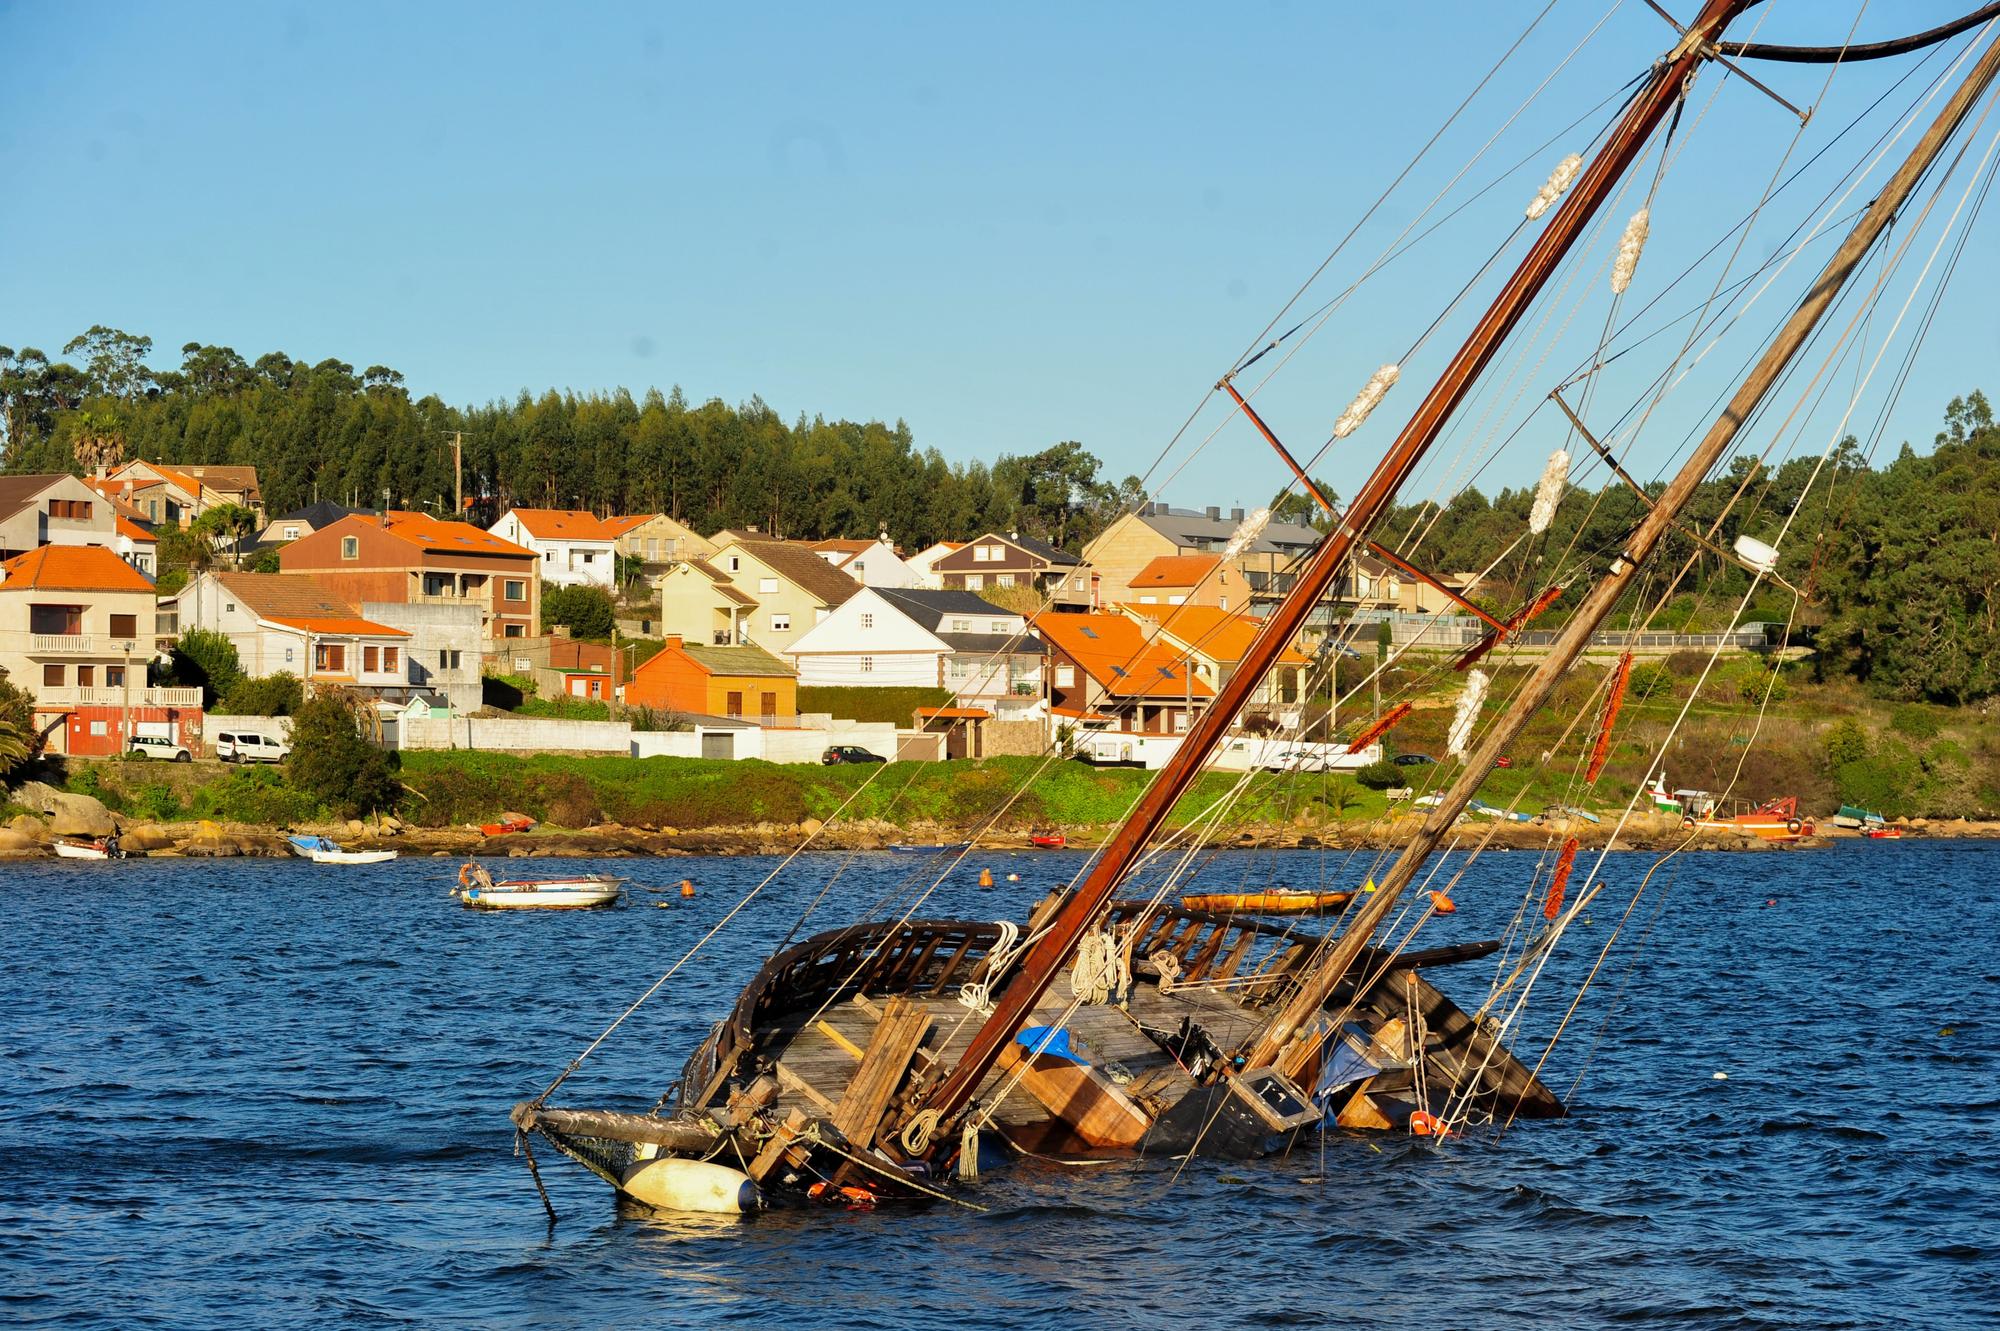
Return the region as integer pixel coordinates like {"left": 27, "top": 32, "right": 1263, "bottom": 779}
{"left": 821, "top": 745, "right": 885, "bottom": 765}
{"left": 1391, "top": 752, "right": 1436, "bottom": 767}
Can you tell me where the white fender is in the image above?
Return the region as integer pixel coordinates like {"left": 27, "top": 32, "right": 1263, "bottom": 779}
{"left": 619, "top": 1158, "right": 761, "bottom": 1214}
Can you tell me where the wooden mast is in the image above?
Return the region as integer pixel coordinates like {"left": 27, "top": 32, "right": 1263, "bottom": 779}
{"left": 1241, "top": 20, "right": 2000, "bottom": 1075}
{"left": 894, "top": 0, "right": 1757, "bottom": 1155}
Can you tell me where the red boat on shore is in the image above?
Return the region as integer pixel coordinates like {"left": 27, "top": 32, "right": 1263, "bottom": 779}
{"left": 1029, "top": 832, "right": 1067, "bottom": 850}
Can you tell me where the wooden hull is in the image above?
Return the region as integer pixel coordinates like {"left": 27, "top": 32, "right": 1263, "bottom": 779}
{"left": 1180, "top": 890, "right": 1355, "bottom": 915}
{"left": 518, "top": 903, "right": 1561, "bottom": 1207}
{"left": 457, "top": 878, "right": 624, "bottom": 910}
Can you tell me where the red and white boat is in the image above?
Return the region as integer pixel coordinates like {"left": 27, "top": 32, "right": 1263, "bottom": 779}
{"left": 1688, "top": 796, "right": 1814, "bottom": 842}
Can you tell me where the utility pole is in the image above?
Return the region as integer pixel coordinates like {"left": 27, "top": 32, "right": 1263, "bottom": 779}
{"left": 451, "top": 430, "right": 464, "bottom": 515}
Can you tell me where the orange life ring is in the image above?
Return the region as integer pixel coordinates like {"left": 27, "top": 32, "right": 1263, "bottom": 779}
{"left": 1681, "top": 815, "right": 1696, "bottom": 830}
{"left": 459, "top": 862, "right": 477, "bottom": 889}
{"left": 1786, "top": 819, "right": 1803, "bottom": 834}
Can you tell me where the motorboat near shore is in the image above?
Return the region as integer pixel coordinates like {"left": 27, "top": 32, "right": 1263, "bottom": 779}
{"left": 53, "top": 837, "right": 124, "bottom": 860}
{"left": 455, "top": 860, "right": 624, "bottom": 910}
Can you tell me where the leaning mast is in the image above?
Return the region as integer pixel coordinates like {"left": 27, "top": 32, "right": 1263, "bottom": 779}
{"left": 895, "top": 0, "right": 1761, "bottom": 1158}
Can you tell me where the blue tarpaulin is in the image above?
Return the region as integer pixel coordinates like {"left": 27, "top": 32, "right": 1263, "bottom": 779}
{"left": 1314, "top": 1031, "right": 1380, "bottom": 1115}
{"left": 1015, "top": 1025, "right": 1089, "bottom": 1065}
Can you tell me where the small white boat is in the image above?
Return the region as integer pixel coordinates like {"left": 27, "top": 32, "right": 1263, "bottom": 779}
{"left": 455, "top": 863, "right": 625, "bottom": 910}
{"left": 288, "top": 835, "right": 398, "bottom": 865}
{"left": 54, "top": 837, "right": 124, "bottom": 860}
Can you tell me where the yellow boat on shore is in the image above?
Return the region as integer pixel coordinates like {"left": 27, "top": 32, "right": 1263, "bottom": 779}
{"left": 1179, "top": 889, "right": 1355, "bottom": 916}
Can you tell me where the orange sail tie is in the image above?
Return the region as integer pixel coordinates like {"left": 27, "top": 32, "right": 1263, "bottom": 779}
{"left": 1347, "top": 702, "right": 1414, "bottom": 753}
{"left": 1584, "top": 651, "right": 1633, "bottom": 782}
{"left": 1544, "top": 836, "right": 1579, "bottom": 920}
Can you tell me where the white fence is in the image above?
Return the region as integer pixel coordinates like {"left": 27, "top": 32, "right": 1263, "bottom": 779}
{"left": 398, "top": 714, "right": 632, "bottom": 753}
{"left": 630, "top": 719, "right": 903, "bottom": 763}
{"left": 1074, "top": 731, "right": 1382, "bottom": 772}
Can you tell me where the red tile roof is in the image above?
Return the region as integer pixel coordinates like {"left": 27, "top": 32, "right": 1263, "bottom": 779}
{"left": 1131, "top": 553, "right": 1222, "bottom": 589}
{"left": 381, "top": 511, "right": 534, "bottom": 557}
{"left": 1032, "top": 612, "right": 1213, "bottom": 699}
{"left": 210, "top": 573, "right": 406, "bottom": 637}
{"left": 505, "top": 508, "right": 626, "bottom": 541}
{"left": 1119, "top": 603, "right": 1312, "bottom": 667}
{"left": 269, "top": 616, "right": 409, "bottom": 637}
{"left": 0, "top": 544, "right": 153, "bottom": 592}
{"left": 116, "top": 516, "right": 155, "bottom": 543}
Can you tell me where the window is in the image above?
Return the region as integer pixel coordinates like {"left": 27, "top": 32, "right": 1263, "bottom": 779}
{"left": 580, "top": 551, "right": 594, "bottom": 564}
{"left": 975, "top": 543, "right": 1002, "bottom": 562}
{"left": 224, "top": 603, "right": 236, "bottom": 615}
{"left": 89, "top": 720, "right": 109, "bottom": 737}
{"left": 860, "top": 656, "right": 873, "bottom": 674}
{"left": 341, "top": 536, "right": 360, "bottom": 560}
{"left": 852, "top": 561, "right": 865, "bottom": 578}
{"left": 725, "top": 691, "right": 744, "bottom": 718}
{"left": 30, "top": 604, "right": 82, "bottom": 635}
{"left": 77, "top": 666, "right": 95, "bottom": 687}
{"left": 438, "top": 649, "right": 462, "bottom": 670}
{"left": 965, "top": 574, "right": 983, "bottom": 590}
{"left": 544, "top": 550, "right": 554, "bottom": 562}
{"left": 995, "top": 573, "right": 1015, "bottom": 588}
{"left": 383, "top": 647, "right": 399, "bottom": 671}
{"left": 758, "top": 577, "right": 778, "bottom": 595}
{"left": 109, "top": 614, "right": 137, "bottom": 639}
{"left": 1219, "top": 596, "right": 1228, "bottom": 611}
{"left": 771, "top": 613, "right": 791, "bottom": 632}
{"left": 363, "top": 646, "right": 380, "bottom": 673}
{"left": 504, "top": 580, "right": 526, "bottom": 602}
{"left": 504, "top": 623, "right": 525, "bottom": 638}
{"left": 644, "top": 538, "right": 658, "bottom": 559}
{"left": 106, "top": 666, "right": 125, "bottom": 687}
{"left": 951, "top": 619, "right": 970, "bottom": 632}
{"left": 859, "top": 613, "right": 873, "bottom": 629}
{"left": 760, "top": 691, "right": 778, "bottom": 721}
{"left": 991, "top": 620, "right": 1007, "bottom": 633}
{"left": 285, "top": 647, "right": 295, "bottom": 663}
{"left": 1169, "top": 594, "right": 1186, "bottom": 606}
{"left": 284, "top": 525, "right": 300, "bottom": 541}
{"left": 727, "top": 556, "right": 741, "bottom": 572}
{"left": 1055, "top": 664, "right": 1075, "bottom": 688}
{"left": 49, "top": 498, "right": 92, "bottom": 520}
{"left": 42, "top": 664, "right": 63, "bottom": 687}
{"left": 315, "top": 643, "right": 346, "bottom": 673}
{"left": 1139, "top": 594, "right": 1157, "bottom": 605}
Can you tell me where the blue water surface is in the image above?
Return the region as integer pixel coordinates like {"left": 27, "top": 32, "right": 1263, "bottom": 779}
{"left": 1, "top": 842, "right": 1993, "bottom": 1329}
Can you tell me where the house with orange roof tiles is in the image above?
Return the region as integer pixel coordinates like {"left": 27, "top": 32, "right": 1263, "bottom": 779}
{"left": 488, "top": 508, "right": 626, "bottom": 589}
{"left": 98, "top": 459, "right": 263, "bottom": 526}
{"left": 280, "top": 511, "right": 539, "bottom": 640}
{"left": 1031, "top": 610, "right": 1213, "bottom": 736}
{"left": 168, "top": 572, "right": 431, "bottom": 704}
{"left": 1118, "top": 602, "right": 1312, "bottom": 730}
{"left": 0, "top": 544, "right": 201, "bottom": 757}
{"left": 1127, "top": 552, "right": 1234, "bottom": 610}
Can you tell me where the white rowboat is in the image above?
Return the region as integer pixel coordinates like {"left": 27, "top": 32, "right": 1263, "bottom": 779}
{"left": 53, "top": 839, "right": 121, "bottom": 860}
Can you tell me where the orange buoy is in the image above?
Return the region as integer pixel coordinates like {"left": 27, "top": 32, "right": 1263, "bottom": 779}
{"left": 1429, "top": 891, "right": 1457, "bottom": 915}
{"left": 680, "top": 879, "right": 695, "bottom": 898}
{"left": 1408, "top": 1111, "right": 1451, "bottom": 1137}
{"left": 979, "top": 868, "right": 994, "bottom": 888}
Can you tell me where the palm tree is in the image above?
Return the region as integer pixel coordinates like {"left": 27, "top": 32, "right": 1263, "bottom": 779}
{"left": 192, "top": 502, "right": 259, "bottom": 569}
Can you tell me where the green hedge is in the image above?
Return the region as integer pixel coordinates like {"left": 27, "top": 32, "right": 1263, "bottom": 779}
{"left": 797, "top": 685, "right": 952, "bottom": 725}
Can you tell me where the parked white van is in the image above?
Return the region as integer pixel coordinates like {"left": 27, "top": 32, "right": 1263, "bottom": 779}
{"left": 216, "top": 731, "right": 291, "bottom": 764}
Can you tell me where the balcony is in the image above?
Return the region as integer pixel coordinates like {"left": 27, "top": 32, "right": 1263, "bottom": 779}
{"left": 36, "top": 685, "right": 203, "bottom": 708}
{"left": 30, "top": 634, "right": 105, "bottom": 655}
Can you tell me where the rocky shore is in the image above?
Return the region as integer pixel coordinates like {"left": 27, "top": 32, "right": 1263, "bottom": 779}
{"left": 2, "top": 779, "right": 1983, "bottom": 861}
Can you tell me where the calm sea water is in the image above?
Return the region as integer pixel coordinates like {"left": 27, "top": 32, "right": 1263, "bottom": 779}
{"left": 2, "top": 842, "right": 1993, "bottom": 1329}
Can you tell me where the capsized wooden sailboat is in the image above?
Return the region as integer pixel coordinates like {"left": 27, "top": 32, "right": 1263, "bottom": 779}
{"left": 512, "top": 5, "right": 2000, "bottom": 1214}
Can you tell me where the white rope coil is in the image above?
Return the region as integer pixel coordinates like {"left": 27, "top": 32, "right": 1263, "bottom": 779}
{"left": 955, "top": 920, "right": 1021, "bottom": 1016}
{"left": 1447, "top": 668, "right": 1489, "bottom": 757}
{"left": 1222, "top": 506, "right": 1271, "bottom": 559}
{"left": 1332, "top": 363, "right": 1399, "bottom": 438}
{"left": 1525, "top": 152, "right": 1583, "bottom": 220}
{"left": 1611, "top": 207, "right": 1651, "bottom": 294}
{"left": 1150, "top": 949, "right": 1183, "bottom": 996}
{"left": 1528, "top": 448, "right": 1570, "bottom": 535}
{"left": 1070, "top": 926, "right": 1128, "bottom": 1005}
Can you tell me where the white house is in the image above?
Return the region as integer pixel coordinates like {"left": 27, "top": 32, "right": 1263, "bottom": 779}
{"left": 171, "top": 571, "right": 439, "bottom": 705}
{"left": 786, "top": 587, "right": 1045, "bottom": 721}
{"left": 808, "top": 537, "right": 918, "bottom": 588}
{"left": 488, "top": 508, "right": 620, "bottom": 589}
{"left": 904, "top": 541, "right": 965, "bottom": 590}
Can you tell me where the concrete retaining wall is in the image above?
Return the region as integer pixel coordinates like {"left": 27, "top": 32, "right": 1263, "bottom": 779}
{"left": 400, "top": 714, "right": 632, "bottom": 752}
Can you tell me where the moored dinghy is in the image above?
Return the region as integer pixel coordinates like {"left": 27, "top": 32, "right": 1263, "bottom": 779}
{"left": 288, "top": 835, "right": 398, "bottom": 865}
{"left": 53, "top": 837, "right": 124, "bottom": 861}
{"left": 455, "top": 859, "right": 624, "bottom": 910}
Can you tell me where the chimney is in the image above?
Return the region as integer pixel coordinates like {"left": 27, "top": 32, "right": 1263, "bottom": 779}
{"left": 748, "top": 523, "right": 760, "bottom": 534}
{"left": 666, "top": 634, "right": 684, "bottom": 649}
{"left": 1205, "top": 505, "right": 1221, "bottom": 521}
{"left": 1152, "top": 501, "right": 1171, "bottom": 517}
{"left": 1231, "top": 507, "right": 1245, "bottom": 522}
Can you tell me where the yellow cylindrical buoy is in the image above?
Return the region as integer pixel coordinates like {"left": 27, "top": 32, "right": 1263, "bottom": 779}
{"left": 979, "top": 868, "right": 994, "bottom": 888}
{"left": 619, "top": 1158, "right": 760, "bottom": 1213}
{"left": 681, "top": 879, "right": 695, "bottom": 898}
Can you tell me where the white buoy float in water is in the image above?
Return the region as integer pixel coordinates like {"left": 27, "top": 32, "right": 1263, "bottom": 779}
{"left": 619, "top": 1157, "right": 761, "bottom": 1213}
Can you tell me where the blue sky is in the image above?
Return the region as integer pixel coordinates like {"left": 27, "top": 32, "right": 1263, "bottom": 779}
{"left": 3, "top": 1, "right": 1995, "bottom": 512}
